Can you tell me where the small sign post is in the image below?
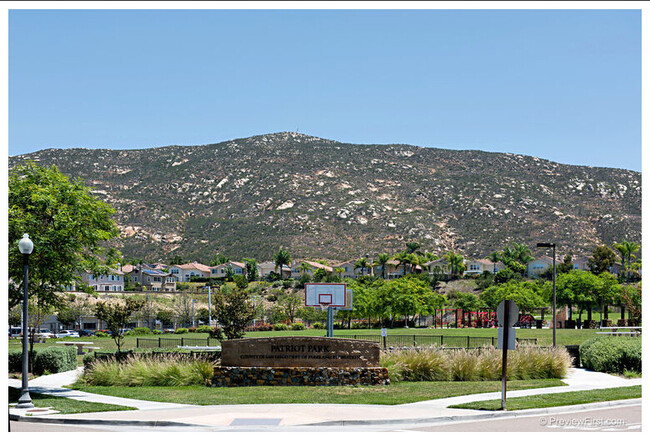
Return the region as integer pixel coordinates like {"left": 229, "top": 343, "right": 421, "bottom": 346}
{"left": 496, "top": 300, "right": 518, "bottom": 410}
{"left": 381, "top": 328, "right": 388, "bottom": 349}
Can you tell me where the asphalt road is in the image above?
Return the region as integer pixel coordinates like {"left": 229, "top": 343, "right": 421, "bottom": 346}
{"left": 405, "top": 405, "right": 642, "bottom": 432}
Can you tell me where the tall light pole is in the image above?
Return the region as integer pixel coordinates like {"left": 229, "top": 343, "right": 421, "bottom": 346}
{"left": 17, "top": 233, "right": 34, "bottom": 409}
{"left": 537, "top": 242, "right": 557, "bottom": 347}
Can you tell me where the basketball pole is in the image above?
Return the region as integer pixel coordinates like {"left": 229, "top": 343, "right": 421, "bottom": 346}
{"left": 327, "top": 306, "right": 334, "bottom": 337}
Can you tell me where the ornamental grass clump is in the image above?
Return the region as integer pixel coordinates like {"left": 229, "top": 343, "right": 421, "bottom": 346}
{"left": 381, "top": 348, "right": 450, "bottom": 382}
{"left": 381, "top": 346, "right": 570, "bottom": 382}
{"left": 83, "top": 354, "right": 216, "bottom": 387}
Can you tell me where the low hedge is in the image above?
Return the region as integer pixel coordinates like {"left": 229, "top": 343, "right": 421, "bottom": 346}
{"left": 9, "top": 346, "right": 77, "bottom": 375}
{"left": 580, "top": 336, "right": 642, "bottom": 374}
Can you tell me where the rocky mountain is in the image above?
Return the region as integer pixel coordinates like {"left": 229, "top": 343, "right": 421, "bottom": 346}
{"left": 9, "top": 132, "right": 641, "bottom": 263}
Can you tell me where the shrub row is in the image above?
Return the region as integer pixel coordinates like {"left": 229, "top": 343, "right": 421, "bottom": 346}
{"left": 9, "top": 346, "right": 77, "bottom": 375}
{"left": 580, "top": 337, "right": 642, "bottom": 374}
{"left": 380, "top": 346, "right": 570, "bottom": 382}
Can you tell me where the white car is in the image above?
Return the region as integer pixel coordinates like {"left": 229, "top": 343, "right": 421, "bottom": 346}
{"left": 35, "top": 329, "right": 54, "bottom": 339}
{"left": 55, "top": 330, "right": 80, "bottom": 339}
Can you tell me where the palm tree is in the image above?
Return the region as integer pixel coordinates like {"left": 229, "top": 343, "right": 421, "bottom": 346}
{"left": 443, "top": 251, "right": 465, "bottom": 279}
{"left": 486, "top": 251, "right": 501, "bottom": 274}
{"left": 298, "top": 261, "right": 313, "bottom": 276}
{"left": 405, "top": 242, "right": 421, "bottom": 255}
{"left": 376, "top": 253, "right": 391, "bottom": 279}
{"left": 273, "top": 247, "right": 291, "bottom": 280}
{"left": 354, "top": 257, "right": 371, "bottom": 277}
{"left": 613, "top": 240, "right": 640, "bottom": 279}
{"left": 512, "top": 242, "right": 534, "bottom": 265}
{"left": 394, "top": 250, "right": 410, "bottom": 277}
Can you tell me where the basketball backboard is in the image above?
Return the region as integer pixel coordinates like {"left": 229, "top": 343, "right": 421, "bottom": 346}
{"left": 305, "top": 283, "right": 347, "bottom": 308}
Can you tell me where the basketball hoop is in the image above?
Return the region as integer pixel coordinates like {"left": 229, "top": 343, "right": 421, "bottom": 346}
{"left": 318, "top": 302, "right": 332, "bottom": 312}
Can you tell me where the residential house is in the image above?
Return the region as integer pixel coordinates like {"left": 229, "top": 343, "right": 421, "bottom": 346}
{"left": 211, "top": 261, "right": 247, "bottom": 278}
{"left": 291, "top": 260, "right": 334, "bottom": 278}
{"left": 169, "top": 262, "right": 212, "bottom": 282}
{"left": 426, "top": 259, "right": 452, "bottom": 278}
{"left": 570, "top": 255, "right": 591, "bottom": 271}
{"left": 527, "top": 256, "right": 560, "bottom": 278}
{"left": 140, "top": 269, "right": 177, "bottom": 292}
{"left": 258, "top": 261, "right": 291, "bottom": 278}
{"left": 464, "top": 258, "right": 504, "bottom": 276}
{"left": 335, "top": 260, "right": 362, "bottom": 279}
{"left": 80, "top": 269, "right": 125, "bottom": 292}
{"left": 373, "top": 259, "right": 408, "bottom": 279}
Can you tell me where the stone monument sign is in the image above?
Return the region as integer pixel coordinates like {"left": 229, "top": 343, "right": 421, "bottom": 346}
{"left": 221, "top": 336, "right": 380, "bottom": 368}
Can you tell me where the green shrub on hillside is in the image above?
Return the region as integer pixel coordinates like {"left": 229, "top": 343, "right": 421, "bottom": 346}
{"left": 580, "top": 337, "right": 642, "bottom": 374}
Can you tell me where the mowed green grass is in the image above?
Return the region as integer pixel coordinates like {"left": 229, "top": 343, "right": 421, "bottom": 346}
{"left": 8, "top": 327, "right": 604, "bottom": 360}
{"left": 450, "top": 385, "right": 642, "bottom": 411}
{"left": 8, "top": 387, "right": 136, "bottom": 414}
{"left": 72, "top": 379, "right": 566, "bottom": 406}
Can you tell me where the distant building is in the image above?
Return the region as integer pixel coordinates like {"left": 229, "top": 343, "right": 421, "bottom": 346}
{"left": 291, "top": 260, "right": 334, "bottom": 278}
{"left": 80, "top": 269, "right": 124, "bottom": 292}
{"left": 211, "top": 261, "right": 247, "bottom": 278}
{"left": 169, "top": 262, "right": 211, "bottom": 282}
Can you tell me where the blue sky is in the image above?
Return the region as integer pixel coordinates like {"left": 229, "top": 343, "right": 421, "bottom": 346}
{"left": 8, "top": 9, "right": 641, "bottom": 171}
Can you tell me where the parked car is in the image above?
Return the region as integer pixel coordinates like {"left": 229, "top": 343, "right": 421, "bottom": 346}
{"left": 55, "top": 330, "right": 80, "bottom": 339}
{"left": 9, "top": 327, "right": 22, "bottom": 338}
{"left": 78, "top": 329, "right": 95, "bottom": 337}
{"left": 35, "top": 329, "right": 55, "bottom": 339}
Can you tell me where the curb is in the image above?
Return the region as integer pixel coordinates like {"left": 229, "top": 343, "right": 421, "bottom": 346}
{"left": 9, "top": 413, "right": 208, "bottom": 428}
{"left": 301, "top": 398, "right": 643, "bottom": 427}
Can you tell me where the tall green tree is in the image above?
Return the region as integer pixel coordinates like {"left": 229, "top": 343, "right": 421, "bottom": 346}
{"left": 278, "top": 291, "right": 303, "bottom": 323}
{"left": 405, "top": 242, "right": 421, "bottom": 255}
{"left": 273, "top": 248, "right": 292, "bottom": 280}
{"left": 354, "top": 257, "right": 371, "bottom": 276}
{"left": 480, "top": 280, "right": 547, "bottom": 313}
{"left": 9, "top": 162, "right": 120, "bottom": 309}
{"left": 94, "top": 297, "right": 145, "bottom": 353}
{"left": 244, "top": 258, "right": 259, "bottom": 282}
{"left": 376, "top": 253, "right": 391, "bottom": 279}
{"left": 588, "top": 245, "right": 617, "bottom": 275}
{"left": 210, "top": 253, "right": 230, "bottom": 266}
{"left": 486, "top": 251, "right": 501, "bottom": 274}
{"left": 613, "top": 240, "right": 640, "bottom": 280}
{"left": 443, "top": 251, "right": 465, "bottom": 279}
{"left": 213, "top": 283, "right": 256, "bottom": 339}
{"left": 393, "top": 250, "right": 411, "bottom": 276}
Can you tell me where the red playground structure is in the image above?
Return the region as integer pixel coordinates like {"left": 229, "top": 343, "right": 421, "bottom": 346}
{"left": 433, "top": 309, "right": 497, "bottom": 328}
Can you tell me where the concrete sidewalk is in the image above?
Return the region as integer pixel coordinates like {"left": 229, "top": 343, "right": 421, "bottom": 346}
{"left": 8, "top": 368, "right": 642, "bottom": 429}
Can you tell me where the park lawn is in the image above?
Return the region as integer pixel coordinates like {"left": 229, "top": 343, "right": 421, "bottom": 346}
{"left": 8, "top": 327, "right": 603, "bottom": 360}
{"left": 71, "top": 379, "right": 565, "bottom": 406}
{"left": 8, "top": 387, "right": 136, "bottom": 414}
{"left": 450, "top": 385, "right": 642, "bottom": 411}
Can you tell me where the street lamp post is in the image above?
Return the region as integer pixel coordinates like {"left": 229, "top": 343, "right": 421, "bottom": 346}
{"left": 17, "top": 233, "right": 34, "bottom": 409}
{"left": 537, "top": 242, "right": 557, "bottom": 347}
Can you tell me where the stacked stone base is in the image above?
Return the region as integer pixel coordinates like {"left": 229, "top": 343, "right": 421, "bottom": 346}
{"left": 212, "top": 366, "right": 390, "bottom": 387}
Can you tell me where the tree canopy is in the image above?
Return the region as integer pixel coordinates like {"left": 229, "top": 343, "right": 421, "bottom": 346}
{"left": 9, "top": 162, "right": 120, "bottom": 309}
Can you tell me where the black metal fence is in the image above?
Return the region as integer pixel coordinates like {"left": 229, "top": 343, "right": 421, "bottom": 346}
{"left": 136, "top": 337, "right": 221, "bottom": 349}
{"left": 136, "top": 335, "right": 537, "bottom": 350}
{"left": 342, "top": 334, "right": 537, "bottom": 349}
